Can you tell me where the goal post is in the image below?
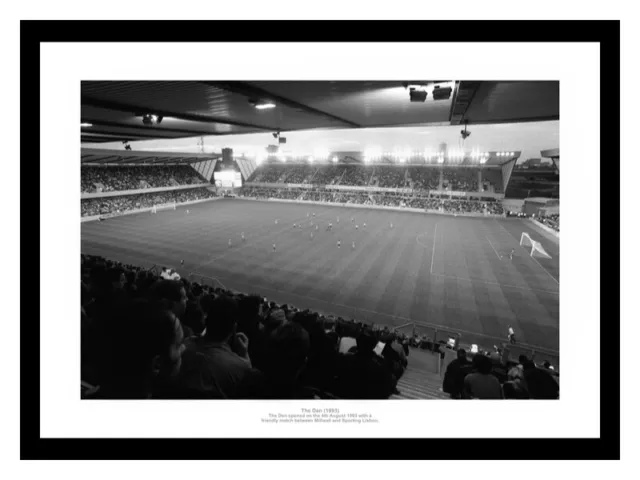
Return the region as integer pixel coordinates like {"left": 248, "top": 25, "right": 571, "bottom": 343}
{"left": 151, "top": 202, "right": 177, "bottom": 214}
{"left": 520, "top": 232, "right": 552, "bottom": 259}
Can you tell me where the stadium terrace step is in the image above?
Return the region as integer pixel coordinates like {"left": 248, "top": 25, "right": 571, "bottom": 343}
{"left": 392, "top": 367, "right": 450, "bottom": 400}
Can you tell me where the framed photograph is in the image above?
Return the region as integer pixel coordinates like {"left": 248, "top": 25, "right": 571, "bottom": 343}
{"left": 22, "top": 19, "right": 620, "bottom": 461}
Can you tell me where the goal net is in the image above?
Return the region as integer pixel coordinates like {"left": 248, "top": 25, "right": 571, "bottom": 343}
{"left": 520, "top": 232, "right": 552, "bottom": 259}
{"left": 151, "top": 202, "right": 177, "bottom": 214}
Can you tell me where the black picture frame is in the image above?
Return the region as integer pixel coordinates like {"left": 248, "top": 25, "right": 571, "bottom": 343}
{"left": 21, "top": 19, "right": 620, "bottom": 461}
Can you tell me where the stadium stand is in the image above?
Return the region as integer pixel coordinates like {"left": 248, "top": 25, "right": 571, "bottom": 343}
{"left": 282, "top": 164, "right": 316, "bottom": 184}
{"left": 310, "top": 165, "right": 342, "bottom": 185}
{"left": 239, "top": 187, "right": 505, "bottom": 216}
{"left": 534, "top": 213, "right": 560, "bottom": 232}
{"left": 248, "top": 163, "right": 288, "bottom": 183}
{"left": 81, "top": 165, "right": 208, "bottom": 193}
{"left": 245, "top": 163, "right": 503, "bottom": 195}
{"left": 373, "top": 166, "right": 408, "bottom": 188}
{"left": 81, "top": 253, "right": 558, "bottom": 400}
{"left": 407, "top": 166, "right": 441, "bottom": 191}
{"left": 81, "top": 188, "right": 217, "bottom": 217}
{"left": 442, "top": 167, "right": 478, "bottom": 192}
{"left": 339, "top": 165, "right": 373, "bottom": 186}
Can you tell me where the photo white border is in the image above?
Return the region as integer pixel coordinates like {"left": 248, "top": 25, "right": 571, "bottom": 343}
{"left": 40, "top": 41, "right": 600, "bottom": 439}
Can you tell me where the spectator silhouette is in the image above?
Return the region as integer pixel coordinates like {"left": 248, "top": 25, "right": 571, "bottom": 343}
{"left": 522, "top": 359, "right": 559, "bottom": 399}
{"left": 443, "top": 348, "right": 473, "bottom": 399}
{"left": 176, "top": 295, "right": 257, "bottom": 398}
{"left": 86, "top": 299, "right": 185, "bottom": 399}
{"left": 334, "top": 331, "right": 395, "bottom": 399}
{"left": 243, "top": 322, "right": 313, "bottom": 399}
{"left": 463, "top": 353, "right": 503, "bottom": 399}
{"left": 149, "top": 280, "right": 188, "bottom": 321}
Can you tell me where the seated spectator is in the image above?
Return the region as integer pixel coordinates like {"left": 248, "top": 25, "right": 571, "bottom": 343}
{"left": 176, "top": 295, "right": 258, "bottom": 398}
{"left": 463, "top": 353, "right": 503, "bottom": 399}
{"left": 182, "top": 300, "right": 206, "bottom": 337}
{"left": 381, "top": 340, "right": 408, "bottom": 393}
{"left": 293, "top": 311, "right": 340, "bottom": 393}
{"left": 443, "top": 348, "right": 472, "bottom": 399}
{"left": 85, "top": 299, "right": 186, "bottom": 399}
{"left": 333, "top": 331, "right": 395, "bottom": 399}
{"left": 502, "top": 380, "right": 530, "bottom": 399}
{"left": 149, "top": 280, "right": 188, "bottom": 322}
{"left": 522, "top": 358, "right": 559, "bottom": 399}
{"left": 242, "top": 322, "right": 313, "bottom": 399}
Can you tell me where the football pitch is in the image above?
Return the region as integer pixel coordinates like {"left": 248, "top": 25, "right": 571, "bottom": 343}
{"left": 81, "top": 199, "right": 560, "bottom": 354}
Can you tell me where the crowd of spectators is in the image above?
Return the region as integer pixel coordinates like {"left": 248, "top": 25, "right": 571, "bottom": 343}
{"left": 248, "top": 164, "right": 288, "bottom": 183}
{"left": 282, "top": 165, "right": 317, "bottom": 184}
{"left": 311, "top": 165, "right": 342, "bottom": 185}
{"left": 246, "top": 163, "right": 503, "bottom": 194}
{"left": 81, "top": 166, "right": 207, "bottom": 194}
{"left": 534, "top": 213, "right": 560, "bottom": 232}
{"left": 81, "top": 254, "right": 413, "bottom": 399}
{"left": 239, "top": 187, "right": 505, "bottom": 216}
{"left": 339, "top": 165, "right": 372, "bottom": 186}
{"left": 443, "top": 348, "right": 559, "bottom": 399}
{"left": 374, "top": 166, "right": 409, "bottom": 188}
{"left": 407, "top": 167, "right": 440, "bottom": 191}
{"left": 81, "top": 253, "right": 558, "bottom": 400}
{"left": 81, "top": 188, "right": 218, "bottom": 217}
{"left": 333, "top": 191, "right": 372, "bottom": 205}
{"left": 442, "top": 168, "right": 478, "bottom": 192}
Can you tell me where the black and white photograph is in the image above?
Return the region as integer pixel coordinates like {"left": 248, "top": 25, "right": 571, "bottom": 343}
{"left": 79, "top": 81, "right": 561, "bottom": 402}
{"left": 11, "top": 14, "right": 628, "bottom": 468}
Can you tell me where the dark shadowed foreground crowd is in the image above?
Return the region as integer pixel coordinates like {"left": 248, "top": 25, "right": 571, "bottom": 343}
{"left": 81, "top": 254, "right": 558, "bottom": 400}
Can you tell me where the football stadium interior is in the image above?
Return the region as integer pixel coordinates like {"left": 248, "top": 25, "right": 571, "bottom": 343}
{"left": 81, "top": 81, "right": 560, "bottom": 400}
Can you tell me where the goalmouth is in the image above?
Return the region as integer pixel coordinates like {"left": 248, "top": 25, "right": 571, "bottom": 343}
{"left": 151, "top": 202, "right": 177, "bottom": 214}
{"left": 520, "top": 232, "right": 552, "bottom": 259}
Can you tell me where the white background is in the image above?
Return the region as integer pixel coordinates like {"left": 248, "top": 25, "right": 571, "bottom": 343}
{"left": 40, "top": 39, "right": 600, "bottom": 441}
{"left": 1, "top": 0, "right": 637, "bottom": 477}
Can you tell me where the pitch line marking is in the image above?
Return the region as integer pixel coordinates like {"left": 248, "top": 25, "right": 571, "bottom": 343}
{"left": 494, "top": 219, "right": 560, "bottom": 285}
{"left": 206, "top": 271, "right": 558, "bottom": 355}
{"left": 529, "top": 255, "right": 560, "bottom": 285}
{"left": 486, "top": 236, "right": 503, "bottom": 260}
{"left": 430, "top": 222, "right": 439, "bottom": 274}
{"left": 430, "top": 272, "right": 559, "bottom": 295}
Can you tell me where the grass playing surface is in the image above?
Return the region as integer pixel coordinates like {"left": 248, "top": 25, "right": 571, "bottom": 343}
{"left": 81, "top": 199, "right": 560, "bottom": 356}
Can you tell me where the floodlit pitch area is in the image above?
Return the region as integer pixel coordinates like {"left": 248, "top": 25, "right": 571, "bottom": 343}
{"left": 81, "top": 199, "right": 559, "bottom": 352}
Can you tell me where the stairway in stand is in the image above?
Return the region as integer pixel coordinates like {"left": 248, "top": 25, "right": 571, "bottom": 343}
{"left": 391, "top": 347, "right": 450, "bottom": 399}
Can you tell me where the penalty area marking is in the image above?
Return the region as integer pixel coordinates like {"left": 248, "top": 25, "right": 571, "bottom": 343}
{"left": 495, "top": 219, "right": 559, "bottom": 285}
{"left": 430, "top": 272, "right": 559, "bottom": 295}
{"left": 415, "top": 222, "right": 439, "bottom": 274}
{"left": 486, "top": 236, "right": 503, "bottom": 260}
{"left": 430, "top": 222, "right": 439, "bottom": 274}
{"left": 206, "top": 271, "right": 558, "bottom": 354}
{"left": 415, "top": 232, "right": 431, "bottom": 248}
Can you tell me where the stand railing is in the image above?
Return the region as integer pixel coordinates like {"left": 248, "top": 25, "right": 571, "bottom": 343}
{"left": 393, "top": 321, "right": 559, "bottom": 371}
{"left": 188, "top": 273, "right": 227, "bottom": 290}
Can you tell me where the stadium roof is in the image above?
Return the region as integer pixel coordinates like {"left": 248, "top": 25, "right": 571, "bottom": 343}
{"left": 81, "top": 81, "right": 559, "bottom": 144}
{"left": 80, "top": 146, "right": 519, "bottom": 166}
{"left": 540, "top": 148, "right": 560, "bottom": 159}
{"left": 81, "top": 148, "right": 220, "bottom": 165}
